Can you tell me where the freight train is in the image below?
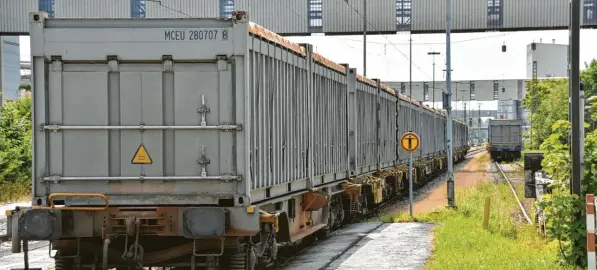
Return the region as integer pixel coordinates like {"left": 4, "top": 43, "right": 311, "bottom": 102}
{"left": 487, "top": 119, "right": 523, "bottom": 161}
{"left": 4, "top": 12, "right": 469, "bottom": 270}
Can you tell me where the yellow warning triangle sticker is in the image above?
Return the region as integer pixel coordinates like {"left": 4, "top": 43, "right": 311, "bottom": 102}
{"left": 132, "top": 144, "right": 152, "bottom": 164}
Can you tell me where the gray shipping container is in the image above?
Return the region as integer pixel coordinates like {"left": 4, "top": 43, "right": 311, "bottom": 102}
{"left": 28, "top": 11, "right": 405, "bottom": 207}
{"left": 488, "top": 119, "right": 523, "bottom": 147}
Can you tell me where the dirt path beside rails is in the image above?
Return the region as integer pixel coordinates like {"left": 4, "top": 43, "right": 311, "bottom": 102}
{"left": 395, "top": 152, "right": 489, "bottom": 215}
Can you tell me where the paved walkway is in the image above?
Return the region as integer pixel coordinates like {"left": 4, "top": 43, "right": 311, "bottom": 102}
{"left": 325, "top": 223, "right": 434, "bottom": 270}
{"left": 283, "top": 222, "right": 434, "bottom": 270}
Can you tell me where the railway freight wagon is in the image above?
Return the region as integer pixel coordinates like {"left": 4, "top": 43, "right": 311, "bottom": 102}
{"left": 5, "top": 12, "right": 469, "bottom": 270}
{"left": 488, "top": 119, "right": 523, "bottom": 161}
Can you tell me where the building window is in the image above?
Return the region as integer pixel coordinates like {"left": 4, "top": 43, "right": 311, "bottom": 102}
{"left": 470, "top": 81, "right": 476, "bottom": 100}
{"left": 423, "top": 82, "right": 429, "bottom": 101}
{"left": 308, "top": 0, "right": 323, "bottom": 28}
{"left": 39, "top": 0, "right": 55, "bottom": 17}
{"left": 487, "top": 0, "right": 503, "bottom": 28}
{"left": 493, "top": 80, "right": 499, "bottom": 100}
{"left": 396, "top": 0, "right": 412, "bottom": 27}
{"left": 584, "top": 0, "right": 597, "bottom": 25}
{"left": 400, "top": 82, "right": 406, "bottom": 95}
{"left": 131, "top": 0, "right": 146, "bottom": 18}
{"left": 220, "top": 0, "right": 235, "bottom": 18}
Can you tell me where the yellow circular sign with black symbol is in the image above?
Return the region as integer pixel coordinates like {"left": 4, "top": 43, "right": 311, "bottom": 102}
{"left": 401, "top": 132, "right": 420, "bottom": 152}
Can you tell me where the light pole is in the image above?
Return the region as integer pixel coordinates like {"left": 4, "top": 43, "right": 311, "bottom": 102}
{"left": 428, "top": 51, "right": 440, "bottom": 109}
{"left": 445, "top": 0, "right": 455, "bottom": 208}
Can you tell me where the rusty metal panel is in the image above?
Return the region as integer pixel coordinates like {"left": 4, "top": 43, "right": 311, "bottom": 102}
{"left": 236, "top": 0, "right": 309, "bottom": 34}
{"left": 0, "top": 0, "right": 37, "bottom": 34}
{"left": 55, "top": 0, "right": 129, "bottom": 18}
{"left": 322, "top": 0, "right": 395, "bottom": 34}
{"left": 146, "top": 0, "right": 219, "bottom": 18}
{"left": 503, "top": 0, "right": 569, "bottom": 29}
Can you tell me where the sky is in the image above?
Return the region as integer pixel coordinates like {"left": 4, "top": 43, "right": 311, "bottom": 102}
{"left": 18, "top": 28, "right": 597, "bottom": 110}
{"left": 19, "top": 28, "right": 597, "bottom": 82}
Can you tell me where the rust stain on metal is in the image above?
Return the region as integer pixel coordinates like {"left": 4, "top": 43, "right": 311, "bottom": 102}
{"left": 107, "top": 207, "right": 180, "bottom": 236}
{"left": 248, "top": 22, "right": 306, "bottom": 56}
{"left": 312, "top": 52, "right": 347, "bottom": 74}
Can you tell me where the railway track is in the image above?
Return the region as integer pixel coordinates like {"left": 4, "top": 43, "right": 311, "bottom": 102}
{"left": 277, "top": 149, "right": 486, "bottom": 269}
{"left": 495, "top": 162, "right": 533, "bottom": 224}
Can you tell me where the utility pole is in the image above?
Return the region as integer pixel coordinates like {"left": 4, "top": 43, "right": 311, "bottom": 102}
{"left": 569, "top": 0, "right": 582, "bottom": 200}
{"left": 478, "top": 103, "right": 481, "bottom": 127}
{"left": 428, "top": 51, "right": 440, "bottom": 109}
{"left": 409, "top": 34, "right": 413, "bottom": 130}
{"left": 363, "top": 0, "right": 367, "bottom": 76}
{"left": 445, "top": 0, "right": 455, "bottom": 208}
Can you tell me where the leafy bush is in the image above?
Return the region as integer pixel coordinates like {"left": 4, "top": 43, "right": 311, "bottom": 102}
{"left": 0, "top": 95, "right": 32, "bottom": 202}
{"left": 537, "top": 117, "right": 597, "bottom": 266}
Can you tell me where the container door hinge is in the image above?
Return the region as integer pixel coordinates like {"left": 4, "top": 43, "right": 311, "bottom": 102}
{"left": 197, "top": 95, "right": 210, "bottom": 127}
{"left": 216, "top": 55, "right": 228, "bottom": 71}
{"left": 221, "top": 123, "right": 242, "bottom": 132}
{"left": 42, "top": 174, "right": 62, "bottom": 183}
{"left": 198, "top": 146, "right": 211, "bottom": 177}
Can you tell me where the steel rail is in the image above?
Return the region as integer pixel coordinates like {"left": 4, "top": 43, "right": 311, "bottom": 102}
{"left": 495, "top": 162, "right": 532, "bottom": 224}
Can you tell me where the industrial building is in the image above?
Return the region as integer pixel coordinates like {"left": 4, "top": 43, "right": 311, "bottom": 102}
{"left": 1, "top": 0, "right": 597, "bottom": 36}
{"left": 0, "top": 36, "right": 20, "bottom": 103}
{"left": 527, "top": 41, "right": 568, "bottom": 78}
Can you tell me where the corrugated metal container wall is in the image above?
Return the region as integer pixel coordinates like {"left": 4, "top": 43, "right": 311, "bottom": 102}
{"left": 312, "top": 63, "right": 349, "bottom": 182}
{"left": 146, "top": 0, "right": 219, "bottom": 18}
{"left": 322, "top": 0, "right": 395, "bottom": 34}
{"left": 453, "top": 120, "right": 464, "bottom": 149}
{"left": 420, "top": 108, "right": 435, "bottom": 157}
{"left": 0, "top": 0, "right": 37, "bottom": 34}
{"left": 412, "top": 0, "right": 486, "bottom": 32}
{"left": 503, "top": 0, "right": 569, "bottom": 29}
{"left": 437, "top": 115, "right": 446, "bottom": 153}
{"left": 379, "top": 90, "right": 397, "bottom": 169}
{"left": 236, "top": 0, "right": 308, "bottom": 34}
{"left": 249, "top": 36, "right": 306, "bottom": 193}
{"left": 397, "top": 100, "right": 422, "bottom": 163}
{"left": 55, "top": 0, "right": 129, "bottom": 18}
{"left": 355, "top": 80, "right": 379, "bottom": 173}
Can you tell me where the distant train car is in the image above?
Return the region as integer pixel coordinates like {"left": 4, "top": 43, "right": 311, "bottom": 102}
{"left": 488, "top": 119, "right": 523, "bottom": 161}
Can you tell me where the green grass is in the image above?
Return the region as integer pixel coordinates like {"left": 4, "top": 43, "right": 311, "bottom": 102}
{"left": 381, "top": 182, "right": 577, "bottom": 270}
{"left": 0, "top": 181, "right": 30, "bottom": 204}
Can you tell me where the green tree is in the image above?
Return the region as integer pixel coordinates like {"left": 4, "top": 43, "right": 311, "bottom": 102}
{"left": 522, "top": 78, "right": 569, "bottom": 149}
{"left": 19, "top": 84, "right": 31, "bottom": 91}
{"left": 582, "top": 59, "right": 597, "bottom": 98}
{"left": 537, "top": 96, "right": 597, "bottom": 267}
{"left": 0, "top": 95, "right": 32, "bottom": 186}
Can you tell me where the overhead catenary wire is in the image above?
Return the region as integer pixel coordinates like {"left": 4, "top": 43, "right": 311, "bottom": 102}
{"left": 328, "top": 33, "right": 513, "bottom": 46}
{"left": 336, "top": 0, "right": 431, "bottom": 79}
